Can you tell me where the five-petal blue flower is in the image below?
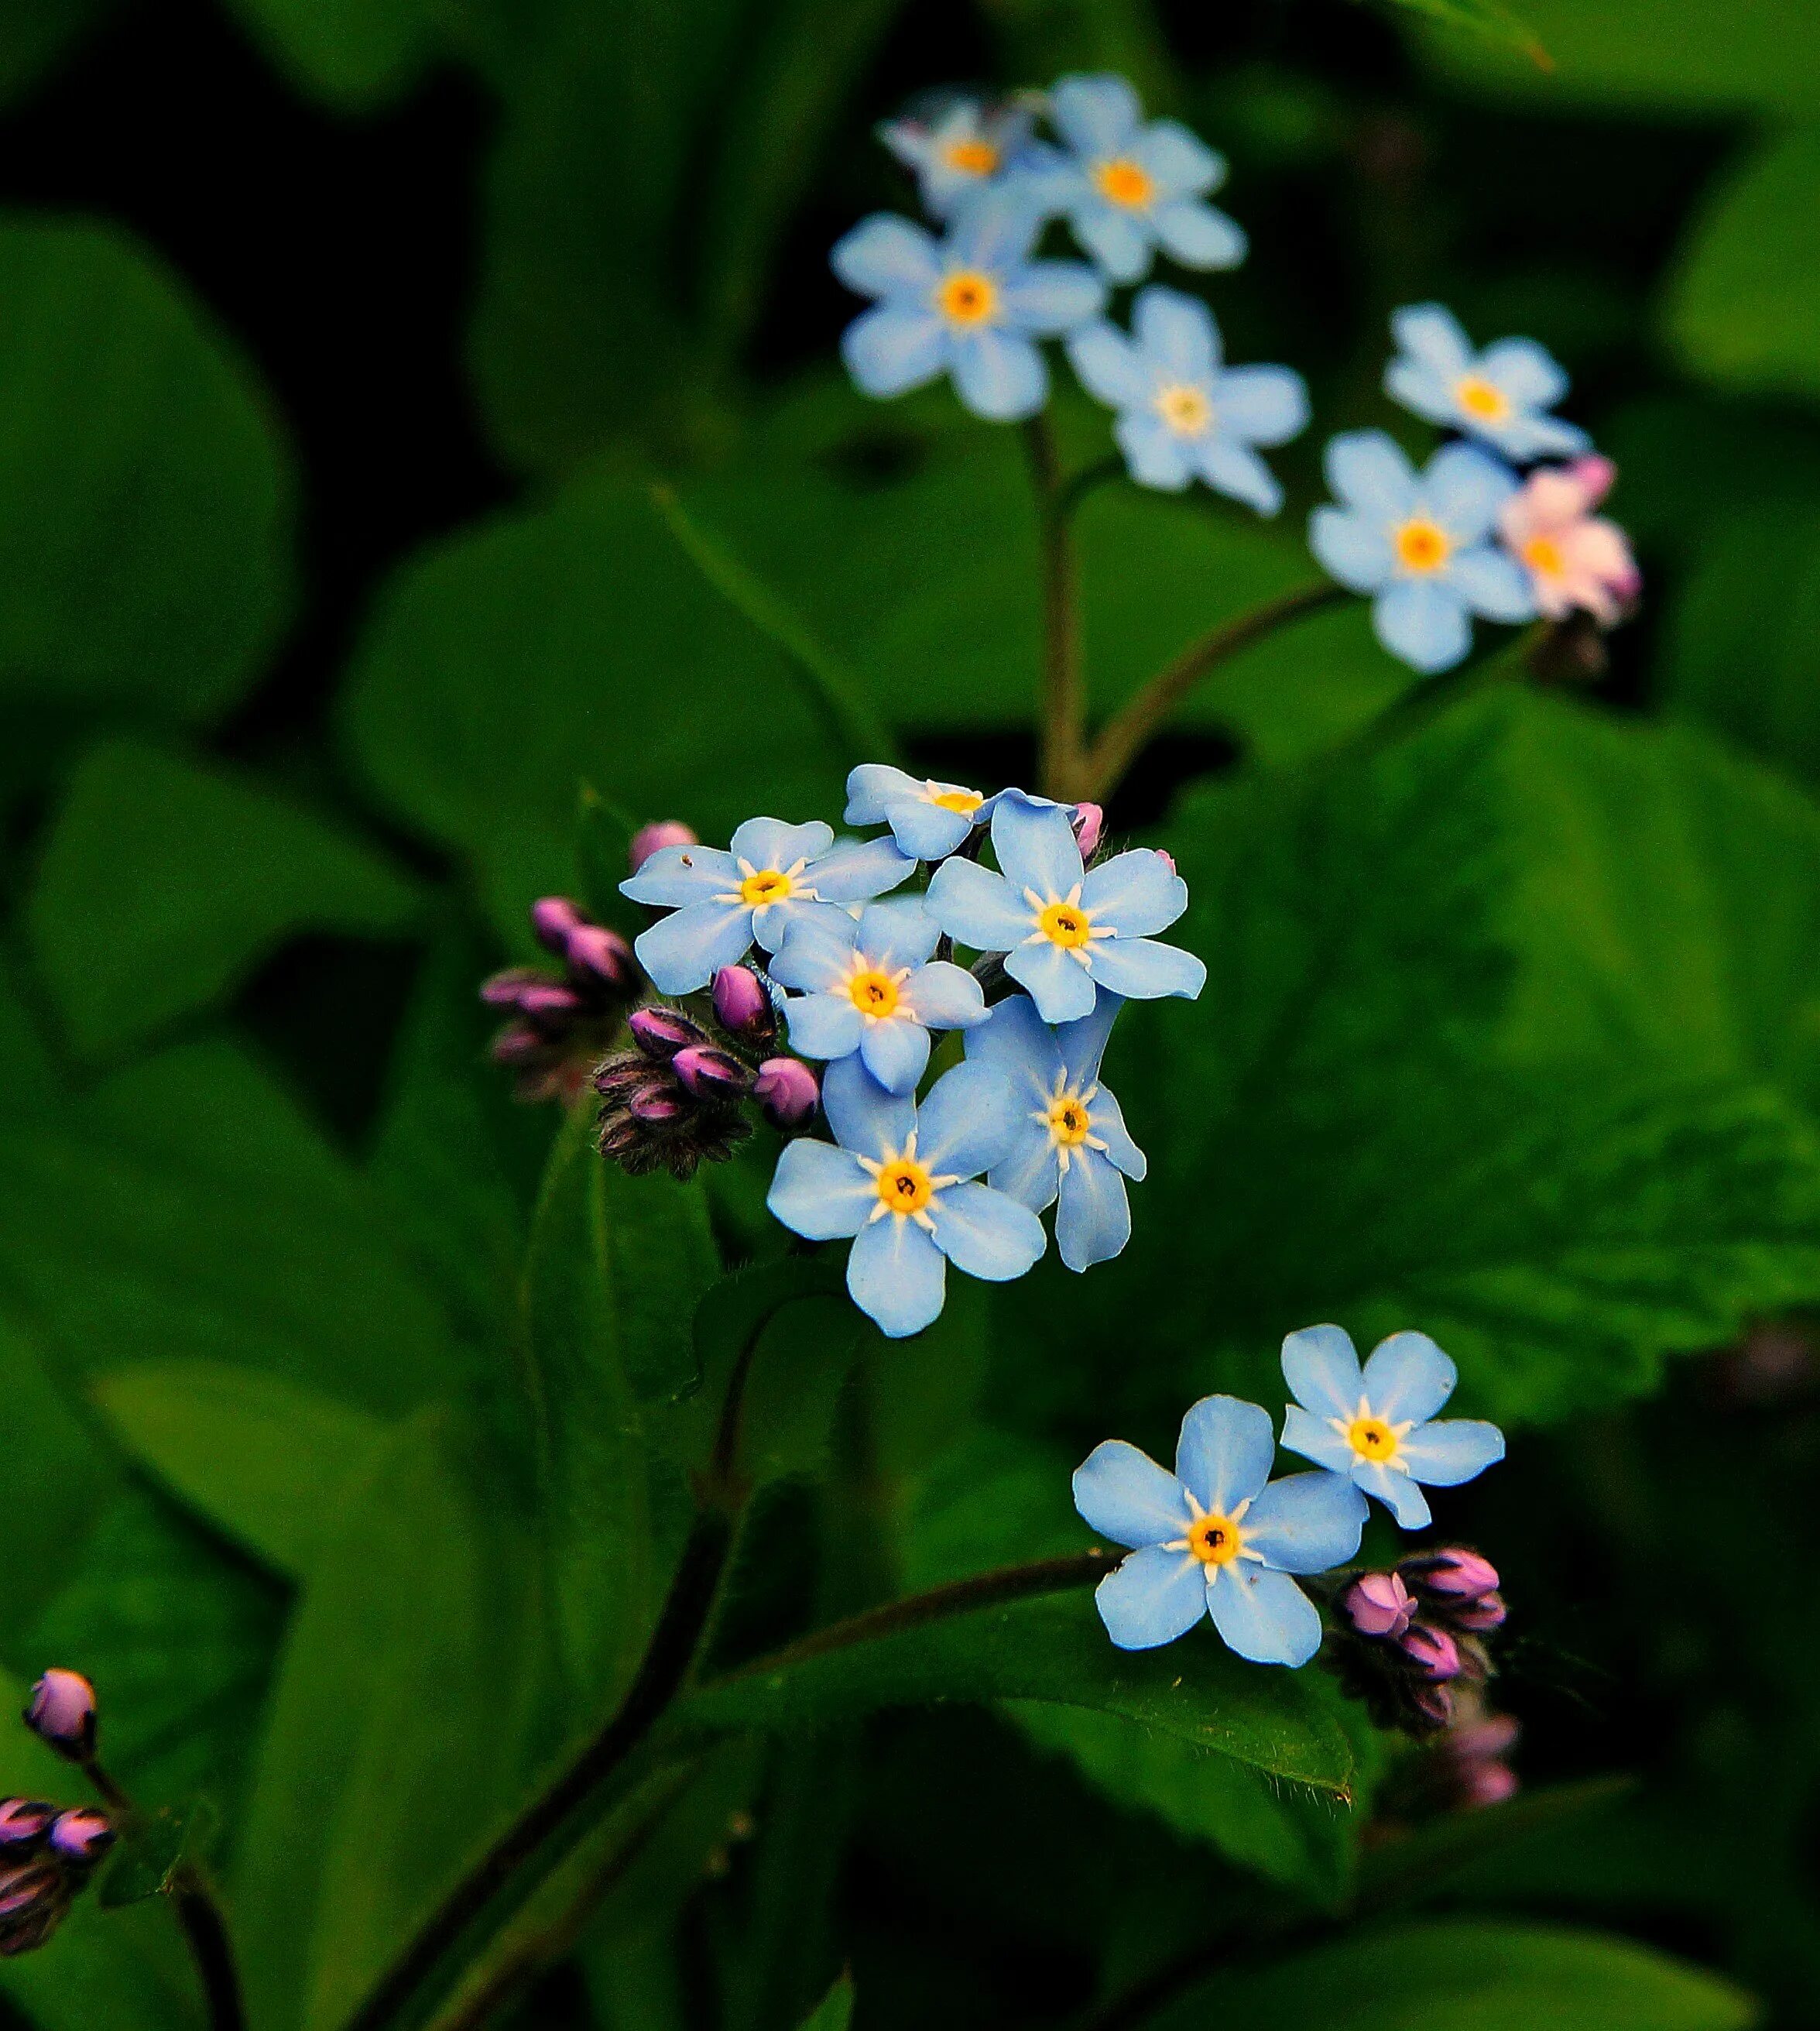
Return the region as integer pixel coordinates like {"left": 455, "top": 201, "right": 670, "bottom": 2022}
{"left": 1068, "top": 286, "right": 1308, "bottom": 512}
{"left": 1075, "top": 1395, "right": 1368, "bottom": 1662}
{"left": 766, "top": 1055, "right": 1047, "bottom": 1338}
{"left": 773, "top": 899, "right": 986, "bottom": 1096}
{"left": 879, "top": 96, "right": 1037, "bottom": 220}
{"left": 926, "top": 798, "right": 1205, "bottom": 1024}
{"left": 1280, "top": 1323, "right": 1506, "bottom": 1530}
{"left": 1308, "top": 431, "right": 1536, "bottom": 673}
{"left": 832, "top": 190, "right": 1106, "bottom": 423}
{"left": 964, "top": 989, "right": 1145, "bottom": 1271}
{"left": 621, "top": 817, "right": 912, "bottom": 995}
{"left": 1385, "top": 304, "right": 1590, "bottom": 464}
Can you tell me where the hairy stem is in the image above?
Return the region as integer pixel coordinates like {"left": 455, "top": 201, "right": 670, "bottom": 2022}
{"left": 1027, "top": 416, "right": 1087, "bottom": 800}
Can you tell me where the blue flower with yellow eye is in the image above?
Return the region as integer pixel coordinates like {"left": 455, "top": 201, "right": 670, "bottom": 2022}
{"left": 832, "top": 190, "right": 1105, "bottom": 423}
{"left": 879, "top": 97, "right": 1037, "bottom": 220}
{"left": 1279, "top": 1324, "right": 1506, "bottom": 1530}
{"left": 1015, "top": 73, "right": 1246, "bottom": 286}
{"left": 1309, "top": 431, "right": 1535, "bottom": 674}
{"left": 766, "top": 1056, "right": 1047, "bottom": 1339}
{"left": 1074, "top": 1395, "right": 1368, "bottom": 1662}
{"left": 925, "top": 797, "right": 1204, "bottom": 1024}
{"left": 621, "top": 818, "right": 913, "bottom": 995}
{"left": 963, "top": 989, "right": 1145, "bottom": 1271}
{"left": 1386, "top": 304, "right": 1590, "bottom": 464}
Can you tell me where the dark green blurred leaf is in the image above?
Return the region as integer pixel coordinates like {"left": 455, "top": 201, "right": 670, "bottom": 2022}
{"left": 0, "top": 1894, "right": 197, "bottom": 2031}
{"left": 1149, "top": 1919, "right": 1754, "bottom": 2031}
{"left": 797, "top": 1976, "right": 855, "bottom": 2031}
{"left": 219, "top": 0, "right": 435, "bottom": 108}
{"left": 977, "top": 0, "right": 1176, "bottom": 103}
{"left": 0, "top": 217, "right": 293, "bottom": 724}
{"left": 1368, "top": 0, "right": 1548, "bottom": 63}
{"left": 1359, "top": 1775, "right": 1636, "bottom": 1912}
{"left": 574, "top": 784, "right": 647, "bottom": 941}
{"left": 28, "top": 738, "right": 420, "bottom": 1057}
{"left": 1667, "top": 129, "right": 1820, "bottom": 406}
{"left": 98, "top": 1797, "right": 217, "bottom": 1909}
{"left": 92, "top": 1360, "right": 392, "bottom": 1580}
{"left": 0, "top": 0, "right": 118, "bottom": 107}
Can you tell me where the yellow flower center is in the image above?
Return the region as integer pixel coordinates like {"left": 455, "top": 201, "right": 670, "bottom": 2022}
{"left": 944, "top": 139, "right": 999, "bottom": 176}
{"left": 875, "top": 1157, "right": 934, "bottom": 1216}
{"left": 1455, "top": 374, "right": 1510, "bottom": 423}
{"left": 1048, "top": 1096, "right": 1092, "bottom": 1147}
{"left": 739, "top": 868, "right": 793, "bottom": 907}
{"left": 1347, "top": 1415, "right": 1400, "bottom": 1463}
{"left": 1094, "top": 158, "right": 1155, "bottom": 209}
{"left": 1394, "top": 518, "right": 1452, "bottom": 574}
{"left": 938, "top": 270, "right": 998, "bottom": 327}
{"left": 929, "top": 786, "right": 984, "bottom": 816}
{"left": 848, "top": 968, "right": 901, "bottom": 1018}
{"left": 1522, "top": 535, "right": 1565, "bottom": 576}
{"left": 1185, "top": 1511, "right": 1245, "bottom": 1566}
{"left": 1155, "top": 383, "right": 1212, "bottom": 435}
{"left": 1038, "top": 900, "right": 1093, "bottom": 949}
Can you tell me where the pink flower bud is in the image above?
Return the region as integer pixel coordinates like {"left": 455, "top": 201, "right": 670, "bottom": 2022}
{"left": 1071, "top": 803, "right": 1105, "bottom": 859}
{"left": 713, "top": 966, "right": 775, "bottom": 1040}
{"left": 0, "top": 1859, "right": 60, "bottom": 1923}
{"left": 1410, "top": 1549, "right": 1499, "bottom": 1600}
{"left": 0, "top": 1804, "right": 53, "bottom": 1851}
{"left": 1410, "top": 1679, "right": 1456, "bottom": 1729}
{"left": 672, "top": 1045, "right": 754, "bottom": 1100}
{"left": 564, "top": 924, "right": 634, "bottom": 991}
{"left": 628, "top": 1007, "right": 705, "bottom": 1059}
{"left": 515, "top": 981, "right": 585, "bottom": 1030}
{"left": 530, "top": 896, "right": 587, "bottom": 956}
{"left": 1448, "top": 1590, "right": 1507, "bottom": 1634}
{"left": 489, "top": 1021, "right": 547, "bottom": 1067}
{"left": 1448, "top": 1714, "right": 1520, "bottom": 1762}
{"left": 1399, "top": 1624, "right": 1462, "bottom": 1682}
{"left": 46, "top": 1809, "right": 112, "bottom": 1869}
{"left": 629, "top": 821, "right": 697, "bottom": 873}
{"left": 754, "top": 1056, "right": 818, "bottom": 1128}
{"left": 629, "top": 1087, "right": 687, "bottom": 1125}
{"left": 1567, "top": 454, "right": 1616, "bottom": 508}
{"left": 23, "top": 1673, "right": 94, "bottom": 1758}
{"left": 1340, "top": 1572, "right": 1414, "bottom": 1638}
{"left": 1457, "top": 1760, "right": 1519, "bottom": 1809}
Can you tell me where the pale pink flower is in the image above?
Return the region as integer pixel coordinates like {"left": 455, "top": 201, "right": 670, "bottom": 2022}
{"left": 1499, "top": 455, "right": 1640, "bottom": 627}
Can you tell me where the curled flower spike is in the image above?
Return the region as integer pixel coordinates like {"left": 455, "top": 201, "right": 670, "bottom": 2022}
{"left": 622, "top": 817, "right": 912, "bottom": 995}
{"left": 1280, "top": 1325, "right": 1505, "bottom": 1529}
{"left": 1386, "top": 304, "right": 1589, "bottom": 463}
{"left": 1309, "top": 431, "right": 1535, "bottom": 673}
{"left": 926, "top": 798, "right": 1204, "bottom": 1024}
{"left": 1500, "top": 457, "right": 1640, "bottom": 626}
{"left": 1074, "top": 1395, "right": 1368, "bottom": 1664}
{"left": 773, "top": 899, "right": 986, "bottom": 1096}
{"left": 879, "top": 95, "right": 1037, "bottom": 220}
{"left": 833, "top": 190, "right": 1105, "bottom": 423}
{"left": 766, "top": 1056, "right": 1046, "bottom": 1338}
{"left": 964, "top": 989, "right": 1146, "bottom": 1271}
{"left": 1019, "top": 73, "right": 1245, "bottom": 284}
{"left": 1068, "top": 286, "right": 1308, "bottom": 513}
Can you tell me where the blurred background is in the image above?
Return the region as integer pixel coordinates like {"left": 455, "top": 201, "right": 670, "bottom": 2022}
{"left": 3, "top": 0, "right": 1820, "bottom": 2026}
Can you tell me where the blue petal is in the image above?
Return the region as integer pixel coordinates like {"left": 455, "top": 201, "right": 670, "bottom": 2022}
{"left": 1056, "top": 1148, "right": 1132, "bottom": 1271}
{"left": 1374, "top": 578, "right": 1471, "bottom": 674}
{"left": 1133, "top": 285, "right": 1219, "bottom": 379}
{"left": 620, "top": 844, "right": 739, "bottom": 908}
{"left": 1420, "top": 443, "right": 1520, "bottom": 544}
{"left": 1281, "top": 1323, "right": 1363, "bottom": 1420}
{"left": 732, "top": 817, "right": 834, "bottom": 870}
{"left": 1494, "top": 410, "right": 1592, "bottom": 461}
{"left": 1067, "top": 319, "right": 1150, "bottom": 409}
{"left": 925, "top": 856, "right": 1030, "bottom": 952}
{"left": 986, "top": 1120, "right": 1062, "bottom": 1213}
{"left": 1005, "top": 938, "right": 1099, "bottom": 1023}
{"left": 1095, "top": 1546, "right": 1208, "bottom": 1651}
{"left": 964, "top": 990, "right": 1061, "bottom": 1085}
{"left": 1354, "top": 1460, "right": 1432, "bottom": 1529}
{"left": 1446, "top": 545, "right": 1536, "bottom": 623}
{"left": 1151, "top": 198, "right": 1246, "bottom": 271}
{"left": 821, "top": 1052, "right": 916, "bottom": 1160}
{"left": 951, "top": 328, "right": 1049, "bottom": 421}
{"left": 903, "top": 959, "right": 985, "bottom": 1029}
{"left": 992, "top": 797, "right": 1085, "bottom": 901}
{"left": 883, "top": 798, "right": 975, "bottom": 862}
{"left": 1241, "top": 1471, "right": 1368, "bottom": 1575}
{"left": 929, "top": 1179, "right": 1047, "bottom": 1280}
{"left": 915, "top": 1059, "right": 1022, "bottom": 1177}
{"left": 809, "top": 833, "right": 916, "bottom": 904}
{"left": 1197, "top": 437, "right": 1282, "bottom": 515}
{"left": 842, "top": 304, "right": 948, "bottom": 399}
{"left": 1206, "top": 1564, "right": 1322, "bottom": 1667}
{"left": 1084, "top": 1083, "right": 1145, "bottom": 1181}
{"left": 1361, "top": 1329, "right": 1457, "bottom": 1423}
{"left": 947, "top": 186, "right": 1043, "bottom": 272}
{"left": 1080, "top": 847, "right": 1186, "bottom": 938}
{"left": 1054, "top": 985, "right": 1119, "bottom": 1088}
{"left": 769, "top": 914, "right": 859, "bottom": 993}
{"left": 1175, "top": 1395, "right": 1275, "bottom": 1515}
{"left": 1479, "top": 334, "right": 1568, "bottom": 409}
{"left": 1310, "top": 505, "right": 1394, "bottom": 594}
{"left": 633, "top": 900, "right": 755, "bottom": 994}
{"left": 846, "top": 1211, "right": 946, "bottom": 1339}
{"left": 1391, "top": 301, "right": 1474, "bottom": 379}
{"left": 1074, "top": 1438, "right": 1191, "bottom": 1548}
{"left": 783, "top": 992, "right": 865, "bottom": 1064}
{"left": 1214, "top": 364, "right": 1308, "bottom": 445}
{"left": 859, "top": 1014, "right": 930, "bottom": 1095}
{"left": 766, "top": 1139, "right": 876, "bottom": 1240}
{"left": 1397, "top": 1419, "right": 1506, "bottom": 1487}
{"left": 1129, "top": 122, "right": 1223, "bottom": 199}
{"left": 1383, "top": 356, "right": 1461, "bottom": 428}
{"left": 1051, "top": 73, "right": 1143, "bottom": 159}
{"left": 1325, "top": 430, "right": 1417, "bottom": 521}
{"left": 999, "top": 261, "right": 1107, "bottom": 335}
{"left": 845, "top": 763, "right": 923, "bottom": 824}
{"left": 1084, "top": 935, "right": 1205, "bottom": 1001}
{"left": 1115, "top": 411, "right": 1195, "bottom": 490}
{"left": 752, "top": 897, "right": 858, "bottom": 956}
{"left": 1280, "top": 1404, "right": 1355, "bottom": 1475}
{"left": 856, "top": 897, "right": 941, "bottom": 970}
{"left": 1070, "top": 201, "right": 1152, "bottom": 284}
{"left": 831, "top": 214, "right": 942, "bottom": 299}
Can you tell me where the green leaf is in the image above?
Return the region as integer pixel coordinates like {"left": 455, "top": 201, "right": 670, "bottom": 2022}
{"left": 91, "top": 1361, "right": 392, "bottom": 1581}
{"left": 0, "top": 0, "right": 118, "bottom": 107}
{"left": 218, "top": 0, "right": 435, "bottom": 107}
{"left": 28, "top": 738, "right": 420, "bottom": 1056}
{"left": 1359, "top": 1775, "right": 1636, "bottom": 1911}
{"left": 1146, "top": 1920, "right": 1755, "bottom": 2031}
{"left": 341, "top": 470, "right": 850, "bottom": 940}
{"left": 797, "top": 1976, "right": 855, "bottom": 2031}
{"left": 1368, "top": 0, "right": 1548, "bottom": 62}
{"left": 98, "top": 1797, "right": 218, "bottom": 1909}
{"left": 1667, "top": 129, "right": 1820, "bottom": 407}
{"left": 978, "top": 0, "right": 1177, "bottom": 105}
{"left": 0, "top": 217, "right": 293, "bottom": 724}
{"left": 0, "top": 1895, "right": 197, "bottom": 2031}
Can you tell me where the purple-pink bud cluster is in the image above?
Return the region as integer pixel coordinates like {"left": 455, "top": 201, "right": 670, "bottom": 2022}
{"left": 482, "top": 897, "right": 644, "bottom": 1103}
{"left": 0, "top": 1793, "right": 115, "bottom": 1958}
{"left": 1325, "top": 1548, "right": 1505, "bottom": 1736}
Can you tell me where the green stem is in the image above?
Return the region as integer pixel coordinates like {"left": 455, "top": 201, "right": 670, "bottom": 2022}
{"left": 1026, "top": 416, "right": 1088, "bottom": 800}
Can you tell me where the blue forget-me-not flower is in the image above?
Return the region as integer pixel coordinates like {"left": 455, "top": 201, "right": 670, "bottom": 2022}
{"left": 622, "top": 818, "right": 912, "bottom": 995}
{"left": 772, "top": 898, "right": 986, "bottom": 1096}
{"left": 845, "top": 768, "right": 1073, "bottom": 863}
{"left": 766, "top": 1055, "right": 1047, "bottom": 1338}
{"left": 964, "top": 989, "right": 1145, "bottom": 1271}
{"left": 1068, "top": 286, "right": 1308, "bottom": 512}
{"left": 1017, "top": 73, "right": 1246, "bottom": 286}
{"left": 926, "top": 797, "right": 1205, "bottom": 1024}
{"left": 1075, "top": 1395, "right": 1369, "bottom": 1663}
{"left": 1280, "top": 1323, "right": 1506, "bottom": 1530}
{"left": 832, "top": 190, "right": 1105, "bottom": 423}
{"left": 1309, "top": 431, "right": 1536, "bottom": 673}
{"left": 879, "top": 96, "right": 1036, "bottom": 220}
{"left": 1386, "top": 304, "right": 1590, "bottom": 464}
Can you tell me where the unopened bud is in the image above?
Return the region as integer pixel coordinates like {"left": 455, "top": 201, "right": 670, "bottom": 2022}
{"left": 1071, "top": 803, "right": 1105, "bottom": 859}
{"left": 1456, "top": 1758, "right": 1517, "bottom": 1807}
{"left": 1567, "top": 453, "right": 1616, "bottom": 507}
{"left": 515, "top": 980, "right": 586, "bottom": 1030}
{"left": 0, "top": 1805, "right": 53, "bottom": 1852}
{"left": 46, "top": 1810, "right": 112, "bottom": 1870}
{"left": 1409, "top": 1549, "right": 1499, "bottom": 1600}
{"left": 564, "top": 923, "right": 634, "bottom": 991}
{"left": 629, "top": 821, "right": 697, "bottom": 872}
{"left": 628, "top": 1006, "right": 707, "bottom": 1060}
{"left": 712, "top": 966, "right": 775, "bottom": 1041}
{"left": 490, "top": 1021, "right": 548, "bottom": 1067}
{"left": 24, "top": 1673, "right": 94, "bottom": 1759}
{"left": 1339, "top": 1572, "right": 1413, "bottom": 1639}
{"left": 1449, "top": 1714, "right": 1520, "bottom": 1763}
{"left": 1398, "top": 1624, "right": 1462, "bottom": 1682}
{"left": 755, "top": 1056, "right": 819, "bottom": 1129}
{"left": 672, "top": 1045, "right": 754, "bottom": 1101}
{"left": 1409, "top": 1678, "right": 1455, "bottom": 1729}
{"left": 1448, "top": 1590, "right": 1506, "bottom": 1633}
{"left": 530, "top": 896, "right": 587, "bottom": 957}
{"left": 629, "top": 1086, "right": 688, "bottom": 1126}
